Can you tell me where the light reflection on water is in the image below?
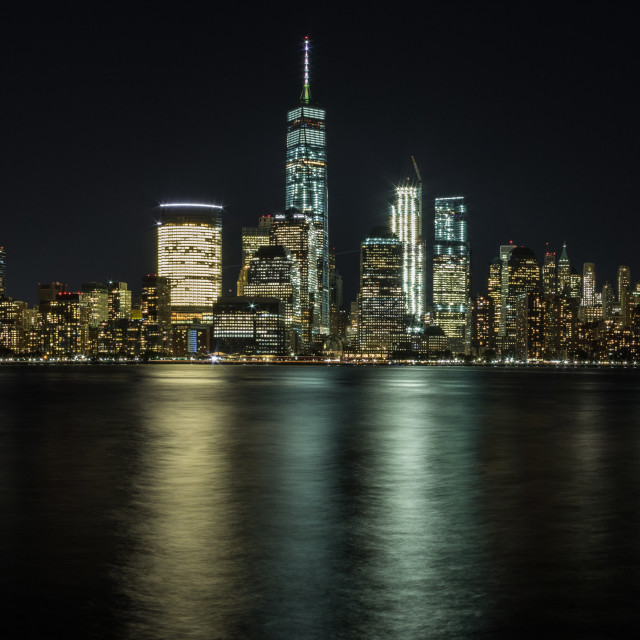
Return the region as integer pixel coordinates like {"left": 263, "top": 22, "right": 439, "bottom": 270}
{"left": 1, "top": 365, "right": 640, "bottom": 638}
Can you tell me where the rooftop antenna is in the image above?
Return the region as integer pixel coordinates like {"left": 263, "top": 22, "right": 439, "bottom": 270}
{"left": 301, "top": 36, "right": 311, "bottom": 104}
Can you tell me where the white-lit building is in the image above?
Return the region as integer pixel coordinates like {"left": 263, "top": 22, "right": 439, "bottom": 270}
{"left": 390, "top": 178, "right": 424, "bottom": 326}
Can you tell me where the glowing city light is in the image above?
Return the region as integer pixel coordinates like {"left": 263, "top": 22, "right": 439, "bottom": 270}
{"left": 160, "top": 203, "right": 223, "bottom": 209}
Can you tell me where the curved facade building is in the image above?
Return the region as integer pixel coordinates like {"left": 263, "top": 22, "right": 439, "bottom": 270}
{"left": 157, "top": 203, "right": 222, "bottom": 323}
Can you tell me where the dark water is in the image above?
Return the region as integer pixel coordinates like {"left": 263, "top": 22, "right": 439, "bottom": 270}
{"left": 1, "top": 365, "right": 640, "bottom": 639}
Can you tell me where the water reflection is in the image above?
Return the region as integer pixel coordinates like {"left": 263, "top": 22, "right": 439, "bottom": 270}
{"left": 2, "top": 366, "right": 640, "bottom": 638}
{"left": 120, "top": 368, "right": 245, "bottom": 638}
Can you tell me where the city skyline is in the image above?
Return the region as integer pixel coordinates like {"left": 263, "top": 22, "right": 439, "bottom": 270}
{"left": 1, "top": 11, "right": 639, "bottom": 305}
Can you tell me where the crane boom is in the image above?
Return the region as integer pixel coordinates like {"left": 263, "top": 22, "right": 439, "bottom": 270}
{"left": 411, "top": 155, "right": 422, "bottom": 183}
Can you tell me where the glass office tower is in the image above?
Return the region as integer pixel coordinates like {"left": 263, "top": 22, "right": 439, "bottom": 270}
{"left": 270, "top": 209, "right": 318, "bottom": 350}
{"left": 285, "top": 37, "right": 329, "bottom": 335}
{"left": 157, "top": 203, "right": 223, "bottom": 323}
{"left": 358, "top": 227, "right": 405, "bottom": 354}
{"left": 433, "top": 196, "right": 470, "bottom": 352}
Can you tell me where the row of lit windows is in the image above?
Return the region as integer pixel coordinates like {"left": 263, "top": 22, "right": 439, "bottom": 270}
{"left": 287, "top": 131, "right": 326, "bottom": 147}
{"left": 287, "top": 106, "right": 326, "bottom": 121}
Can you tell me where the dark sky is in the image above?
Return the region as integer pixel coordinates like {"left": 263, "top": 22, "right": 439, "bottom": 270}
{"left": 2, "top": 5, "right": 638, "bottom": 305}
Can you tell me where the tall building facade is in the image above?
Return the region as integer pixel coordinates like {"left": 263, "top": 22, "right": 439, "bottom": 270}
{"left": 390, "top": 167, "right": 424, "bottom": 327}
{"left": 108, "top": 282, "right": 132, "bottom": 321}
{"left": 237, "top": 215, "right": 273, "bottom": 295}
{"left": 329, "top": 247, "right": 347, "bottom": 338}
{"left": 497, "top": 244, "right": 515, "bottom": 337}
{"left": 270, "top": 209, "right": 318, "bottom": 350}
{"left": 357, "top": 227, "right": 405, "bottom": 354}
{"left": 0, "top": 246, "right": 5, "bottom": 296}
{"left": 243, "top": 245, "right": 301, "bottom": 353}
{"left": 81, "top": 282, "right": 109, "bottom": 327}
{"left": 618, "top": 265, "right": 632, "bottom": 326}
{"left": 212, "top": 297, "right": 287, "bottom": 355}
{"left": 487, "top": 257, "right": 502, "bottom": 344}
{"left": 503, "top": 246, "right": 540, "bottom": 354}
{"left": 43, "top": 292, "right": 90, "bottom": 357}
{"left": 157, "top": 203, "right": 223, "bottom": 323}
{"left": 432, "top": 196, "right": 469, "bottom": 352}
{"left": 141, "top": 274, "right": 170, "bottom": 355}
{"left": 285, "top": 37, "right": 329, "bottom": 335}
{"left": 557, "top": 242, "right": 570, "bottom": 295}
{"left": 542, "top": 249, "right": 557, "bottom": 297}
{"left": 141, "top": 275, "right": 170, "bottom": 326}
{"left": 582, "top": 263, "right": 596, "bottom": 306}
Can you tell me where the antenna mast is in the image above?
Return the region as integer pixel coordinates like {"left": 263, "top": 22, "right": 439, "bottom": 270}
{"left": 301, "top": 36, "right": 311, "bottom": 103}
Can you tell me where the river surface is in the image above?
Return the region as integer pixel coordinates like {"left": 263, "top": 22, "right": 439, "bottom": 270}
{"left": 1, "top": 364, "right": 640, "bottom": 638}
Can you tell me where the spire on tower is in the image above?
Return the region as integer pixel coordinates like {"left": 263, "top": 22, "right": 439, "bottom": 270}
{"left": 301, "top": 36, "right": 311, "bottom": 104}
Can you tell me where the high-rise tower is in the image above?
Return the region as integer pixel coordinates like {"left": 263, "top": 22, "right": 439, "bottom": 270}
{"left": 582, "top": 263, "right": 596, "bottom": 307}
{"left": 157, "top": 203, "right": 223, "bottom": 323}
{"left": 270, "top": 209, "right": 318, "bottom": 350}
{"left": 497, "top": 244, "right": 515, "bottom": 337}
{"left": 542, "top": 248, "right": 557, "bottom": 297}
{"left": 618, "top": 264, "right": 631, "bottom": 326}
{"left": 0, "top": 246, "right": 5, "bottom": 296}
{"left": 390, "top": 159, "right": 424, "bottom": 328}
{"left": 285, "top": 37, "right": 329, "bottom": 336}
{"left": 504, "top": 247, "right": 540, "bottom": 357}
{"left": 358, "top": 227, "right": 405, "bottom": 354}
{"left": 557, "top": 242, "right": 570, "bottom": 295}
{"left": 432, "top": 196, "right": 469, "bottom": 352}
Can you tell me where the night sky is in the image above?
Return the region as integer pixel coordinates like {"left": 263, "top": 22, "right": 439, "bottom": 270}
{"left": 2, "top": 5, "right": 638, "bottom": 305}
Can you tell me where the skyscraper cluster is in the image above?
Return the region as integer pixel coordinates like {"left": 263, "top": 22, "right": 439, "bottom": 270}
{"left": 471, "top": 243, "right": 640, "bottom": 362}
{"left": 1, "top": 41, "right": 640, "bottom": 363}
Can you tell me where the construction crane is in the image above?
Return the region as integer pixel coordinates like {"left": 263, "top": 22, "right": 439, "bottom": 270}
{"left": 411, "top": 155, "right": 422, "bottom": 184}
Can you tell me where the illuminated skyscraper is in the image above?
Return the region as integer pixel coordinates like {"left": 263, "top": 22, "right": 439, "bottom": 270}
{"left": 285, "top": 37, "right": 329, "bottom": 335}
{"left": 238, "top": 215, "right": 273, "bottom": 295}
{"left": 602, "top": 281, "right": 614, "bottom": 320}
{"left": 357, "top": 227, "right": 405, "bottom": 354}
{"left": 432, "top": 196, "right": 469, "bottom": 352}
{"left": 557, "top": 242, "right": 570, "bottom": 295}
{"left": 0, "top": 296, "right": 27, "bottom": 354}
{"left": 542, "top": 249, "right": 557, "bottom": 297}
{"left": 503, "top": 247, "right": 540, "bottom": 354}
{"left": 487, "top": 257, "right": 501, "bottom": 342}
{"left": 212, "top": 297, "right": 287, "bottom": 355}
{"left": 579, "top": 263, "right": 601, "bottom": 323}
{"left": 497, "top": 244, "right": 515, "bottom": 338}
{"left": 0, "top": 246, "right": 5, "bottom": 296}
{"left": 390, "top": 160, "right": 424, "bottom": 326}
{"left": 582, "top": 263, "right": 596, "bottom": 306}
{"left": 108, "top": 282, "right": 132, "bottom": 321}
{"left": 157, "top": 203, "right": 223, "bottom": 323}
{"left": 618, "top": 264, "right": 632, "bottom": 326}
{"left": 43, "top": 292, "right": 90, "bottom": 357}
{"left": 141, "top": 275, "right": 170, "bottom": 326}
{"left": 471, "top": 295, "right": 493, "bottom": 355}
{"left": 270, "top": 209, "right": 318, "bottom": 349}
{"left": 242, "top": 216, "right": 274, "bottom": 267}
{"left": 243, "top": 245, "right": 301, "bottom": 353}
{"left": 81, "top": 282, "right": 108, "bottom": 327}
